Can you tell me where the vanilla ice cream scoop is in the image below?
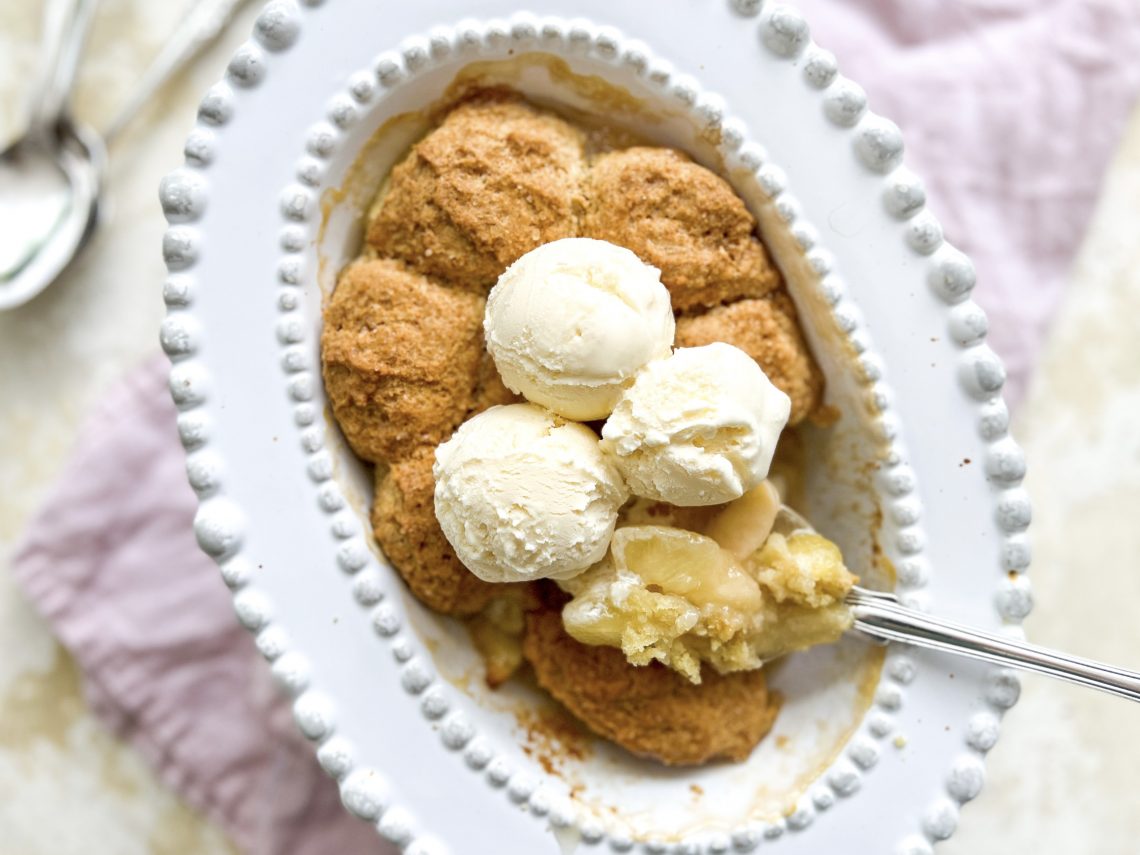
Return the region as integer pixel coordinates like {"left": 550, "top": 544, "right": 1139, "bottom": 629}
{"left": 601, "top": 343, "right": 791, "bottom": 506}
{"left": 484, "top": 238, "right": 675, "bottom": 421}
{"left": 434, "top": 403, "right": 629, "bottom": 583}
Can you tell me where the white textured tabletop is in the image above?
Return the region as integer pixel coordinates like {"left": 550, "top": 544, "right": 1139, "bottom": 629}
{"left": 1, "top": 2, "right": 1138, "bottom": 852}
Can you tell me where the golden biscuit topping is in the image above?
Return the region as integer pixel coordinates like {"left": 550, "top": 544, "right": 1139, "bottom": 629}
{"left": 371, "top": 447, "right": 499, "bottom": 616}
{"left": 320, "top": 258, "right": 486, "bottom": 463}
{"left": 583, "top": 147, "right": 782, "bottom": 312}
{"left": 675, "top": 294, "right": 823, "bottom": 425}
{"left": 367, "top": 94, "right": 586, "bottom": 292}
{"left": 524, "top": 604, "right": 780, "bottom": 766}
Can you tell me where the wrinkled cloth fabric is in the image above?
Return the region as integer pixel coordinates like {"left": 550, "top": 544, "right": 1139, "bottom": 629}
{"left": 803, "top": 0, "right": 1140, "bottom": 405}
{"left": 11, "top": 361, "right": 387, "bottom": 855}
{"left": 10, "top": 1, "right": 1140, "bottom": 852}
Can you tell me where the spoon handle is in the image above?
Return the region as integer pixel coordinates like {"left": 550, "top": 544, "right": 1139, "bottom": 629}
{"left": 849, "top": 589, "right": 1140, "bottom": 702}
{"left": 103, "top": 0, "right": 257, "bottom": 145}
{"left": 28, "top": 0, "right": 99, "bottom": 134}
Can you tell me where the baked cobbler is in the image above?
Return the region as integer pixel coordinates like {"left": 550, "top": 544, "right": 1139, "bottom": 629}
{"left": 321, "top": 91, "right": 854, "bottom": 766}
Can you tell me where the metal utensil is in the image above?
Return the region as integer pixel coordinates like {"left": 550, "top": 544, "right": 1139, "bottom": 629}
{"left": 775, "top": 506, "right": 1140, "bottom": 702}
{"left": 102, "top": 0, "right": 256, "bottom": 145}
{"left": 0, "top": 0, "right": 254, "bottom": 311}
{"left": 0, "top": 0, "right": 103, "bottom": 310}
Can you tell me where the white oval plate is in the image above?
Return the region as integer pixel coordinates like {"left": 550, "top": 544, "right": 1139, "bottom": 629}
{"left": 160, "top": 1, "right": 1033, "bottom": 853}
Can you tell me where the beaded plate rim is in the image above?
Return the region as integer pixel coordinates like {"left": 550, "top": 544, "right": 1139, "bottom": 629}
{"left": 159, "top": 2, "right": 1032, "bottom": 853}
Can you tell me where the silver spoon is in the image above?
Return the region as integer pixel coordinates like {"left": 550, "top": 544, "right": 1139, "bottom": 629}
{"left": 0, "top": 0, "right": 255, "bottom": 312}
{"left": 101, "top": 0, "right": 258, "bottom": 146}
{"left": 0, "top": 0, "right": 103, "bottom": 311}
{"left": 775, "top": 506, "right": 1140, "bottom": 702}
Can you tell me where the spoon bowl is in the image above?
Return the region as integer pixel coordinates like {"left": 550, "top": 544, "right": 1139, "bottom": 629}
{"left": 0, "top": 0, "right": 254, "bottom": 312}
{"left": 0, "top": 0, "right": 102, "bottom": 311}
{"left": 0, "top": 120, "right": 103, "bottom": 310}
{"left": 771, "top": 504, "right": 1140, "bottom": 701}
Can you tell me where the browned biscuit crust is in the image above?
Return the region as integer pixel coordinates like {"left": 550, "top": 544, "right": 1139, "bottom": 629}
{"left": 675, "top": 293, "right": 823, "bottom": 425}
{"left": 371, "top": 447, "right": 499, "bottom": 616}
{"left": 582, "top": 147, "right": 781, "bottom": 313}
{"left": 523, "top": 606, "right": 780, "bottom": 765}
{"left": 320, "top": 258, "right": 485, "bottom": 463}
{"left": 367, "top": 94, "right": 587, "bottom": 293}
